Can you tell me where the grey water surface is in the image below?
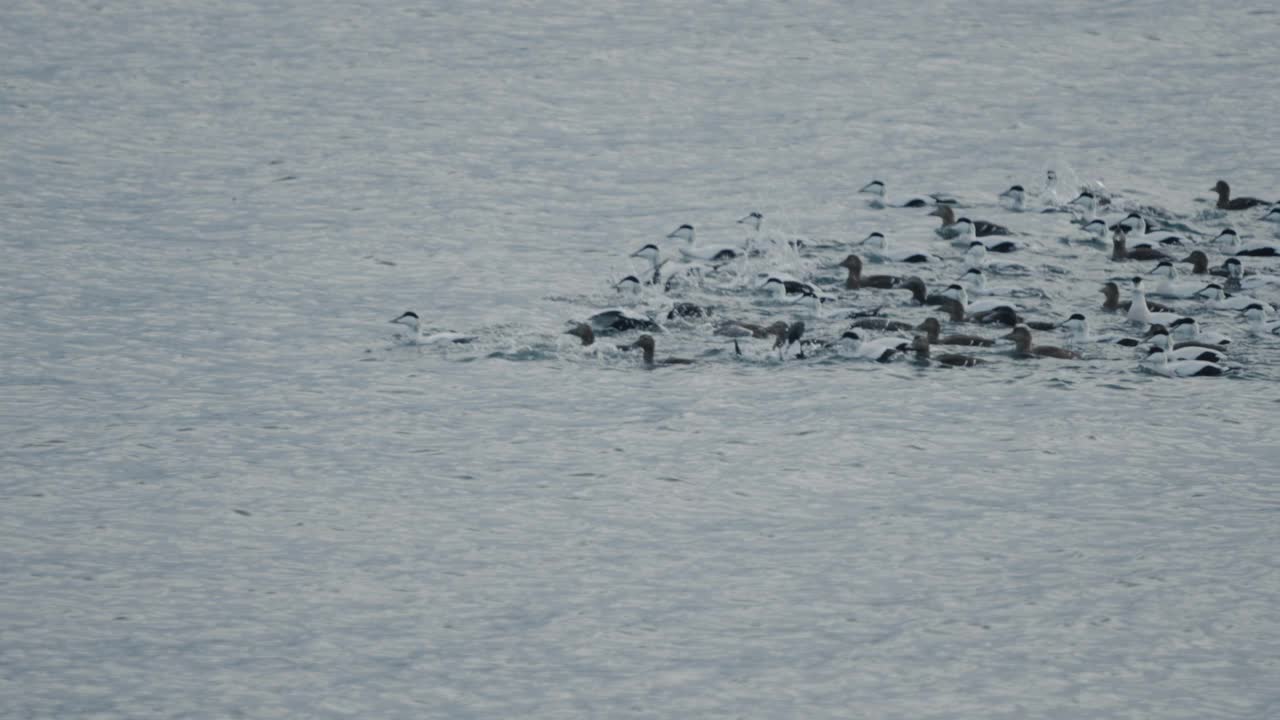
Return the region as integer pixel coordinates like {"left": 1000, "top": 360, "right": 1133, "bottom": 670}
{"left": 4, "top": 1, "right": 1280, "bottom": 718}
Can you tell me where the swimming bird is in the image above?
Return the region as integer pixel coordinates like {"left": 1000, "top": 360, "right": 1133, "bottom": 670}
{"left": 930, "top": 205, "right": 1012, "bottom": 240}
{"left": 1142, "top": 324, "right": 1223, "bottom": 352}
{"left": 955, "top": 268, "right": 1043, "bottom": 298}
{"left": 1111, "top": 230, "right": 1170, "bottom": 262}
{"left": 1211, "top": 180, "right": 1269, "bottom": 210}
{"left": 998, "top": 185, "right": 1026, "bottom": 211}
{"left": 1144, "top": 326, "right": 1229, "bottom": 363}
{"left": 666, "top": 224, "right": 741, "bottom": 266}
{"left": 1177, "top": 250, "right": 1231, "bottom": 277}
{"left": 1242, "top": 304, "right": 1280, "bottom": 336}
{"left": 951, "top": 218, "right": 1021, "bottom": 251}
{"left": 909, "top": 334, "right": 986, "bottom": 367}
{"left": 566, "top": 323, "right": 596, "bottom": 346}
{"left": 836, "top": 254, "right": 902, "bottom": 289}
{"left": 1004, "top": 325, "right": 1080, "bottom": 359}
{"left": 859, "top": 231, "right": 939, "bottom": 263}
{"left": 1062, "top": 218, "right": 1111, "bottom": 246}
{"left": 1082, "top": 218, "right": 1109, "bottom": 239}
{"left": 915, "top": 317, "right": 995, "bottom": 346}
{"left": 859, "top": 180, "right": 929, "bottom": 209}
{"left": 838, "top": 329, "right": 911, "bottom": 362}
{"left": 938, "top": 284, "right": 1022, "bottom": 315}
{"left": 1126, "top": 277, "right": 1183, "bottom": 326}
{"left": 963, "top": 241, "right": 1030, "bottom": 274}
{"left": 1140, "top": 347, "right": 1229, "bottom": 377}
{"left": 935, "top": 298, "right": 1054, "bottom": 329}
{"left": 588, "top": 308, "right": 662, "bottom": 334}
{"left": 1167, "top": 316, "right": 1231, "bottom": 346}
{"left": 1148, "top": 260, "right": 1205, "bottom": 298}
{"left": 738, "top": 211, "right": 763, "bottom": 232}
{"left": 1059, "top": 313, "right": 1141, "bottom": 346}
{"left": 897, "top": 276, "right": 931, "bottom": 305}
{"left": 1213, "top": 227, "right": 1280, "bottom": 257}
{"left": 1111, "top": 215, "right": 1186, "bottom": 247}
{"left": 630, "top": 243, "right": 696, "bottom": 288}
{"left": 761, "top": 277, "right": 829, "bottom": 308}
{"left": 1221, "top": 258, "right": 1280, "bottom": 292}
{"left": 1100, "top": 281, "right": 1172, "bottom": 313}
{"left": 1191, "top": 283, "right": 1273, "bottom": 312}
{"left": 627, "top": 334, "right": 694, "bottom": 367}
{"left": 1068, "top": 190, "right": 1098, "bottom": 220}
{"left": 389, "top": 311, "right": 475, "bottom": 345}
{"left": 614, "top": 275, "right": 643, "bottom": 295}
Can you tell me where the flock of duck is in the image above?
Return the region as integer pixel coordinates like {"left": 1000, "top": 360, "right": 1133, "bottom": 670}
{"left": 394, "top": 172, "right": 1280, "bottom": 377}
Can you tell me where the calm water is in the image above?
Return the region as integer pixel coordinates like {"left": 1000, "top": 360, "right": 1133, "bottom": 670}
{"left": 3, "top": 1, "right": 1280, "bottom": 717}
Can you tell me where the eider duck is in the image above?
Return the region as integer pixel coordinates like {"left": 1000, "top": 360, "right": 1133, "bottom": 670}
{"left": 1242, "top": 304, "right": 1280, "bottom": 336}
{"left": 565, "top": 323, "right": 596, "bottom": 347}
{"left": 1191, "top": 283, "right": 1272, "bottom": 312}
{"left": 1111, "top": 230, "right": 1170, "bottom": 262}
{"left": 1149, "top": 260, "right": 1206, "bottom": 298}
{"left": 910, "top": 334, "right": 986, "bottom": 367}
{"left": 1111, "top": 215, "right": 1186, "bottom": 247}
{"left": 389, "top": 311, "right": 475, "bottom": 345}
{"left": 615, "top": 275, "right": 643, "bottom": 295}
{"left": 627, "top": 334, "right": 694, "bottom": 367}
{"left": 1004, "top": 325, "right": 1080, "bottom": 359}
{"left": 1211, "top": 180, "right": 1269, "bottom": 211}
{"left": 838, "top": 329, "right": 911, "bottom": 362}
{"left": 859, "top": 179, "right": 929, "bottom": 209}
{"left": 1059, "top": 313, "right": 1141, "bottom": 346}
{"left": 915, "top": 316, "right": 995, "bottom": 347}
{"left": 998, "top": 185, "right": 1025, "bottom": 211}
{"left": 1100, "top": 281, "right": 1172, "bottom": 314}
{"left": 1126, "top": 277, "right": 1183, "bottom": 326}
{"left": 588, "top": 308, "right": 662, "bottom": 334}
{"left": 836, "top": 254, "right": 901, "bottom": 289}
{"left": 667, "top": 224, "right": 739, "bottom": 265}
{"left": 930, "top": 205, "right": 1012, "bottom": 240}
{"left": 1214, "top": 227, "right": 1280, "bottom": 257}
{"left": 1144, "top": 327, "right": 1229, "bottom": 363}
{"left": 1167, "top": 316, "right": 1231, "bottom": 346}
{"left": 859, "top": 231, "right": 939, "bottom": 264}
{"left": 1140, "top": 347, "right": 1229, "bottom": 377}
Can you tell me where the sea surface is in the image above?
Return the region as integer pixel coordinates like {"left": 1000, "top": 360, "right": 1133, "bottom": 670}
{"left": 3, "top": 1, "right": 1280, "bottom": 718}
